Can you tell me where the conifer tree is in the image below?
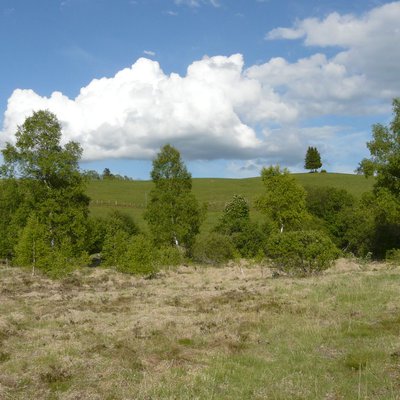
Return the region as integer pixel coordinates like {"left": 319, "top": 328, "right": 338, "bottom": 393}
{"left": 304, "top": 146, "right": 322, "bottom": 172}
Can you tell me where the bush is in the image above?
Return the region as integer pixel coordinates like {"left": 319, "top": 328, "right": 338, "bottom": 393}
{"left": 386, "top": 248, "right": 400, "bottom": 264}
{"left": 192, "top": 233, "right": 235, "bottom": 265}
{"left": 157, "top": 246, "right": 183, "bottom": 268}
{"left": 101, "top": 229, "right": 130, "bottom": 267}
{"left": 117, "top": 234, "right": 158, "bottom": 275}
{"left": 106, "top": 210, "right": 139, "bottom": 236}
{"left": 214, "top": 195, "right": 267, "bottom": 258}
{"left": 230, "top": 221, "right": 267, "bottom": 258}
{"left": 215, "top": 195, "right": 250, "bottom": 235}
{"left": 267, "top": 230, "right": 339, "bottom": 275}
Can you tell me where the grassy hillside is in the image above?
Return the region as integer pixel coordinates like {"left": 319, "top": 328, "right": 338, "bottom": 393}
{"left": 1, "top": 260, "right": 399, "bottom": 399}
{"left": 86, "top": 173, "right": 375, "bottom": 231}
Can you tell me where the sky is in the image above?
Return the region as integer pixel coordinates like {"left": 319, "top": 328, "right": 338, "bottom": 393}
{"left": 0, "top": 0, "right": 399, "bottom": 179}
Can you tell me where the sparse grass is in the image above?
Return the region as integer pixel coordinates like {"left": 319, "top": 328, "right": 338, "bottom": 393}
{"left": 86, "top": 174, "right": 374, "bottom": 232}
{"left": 0, "top": 259, "right": 399, "bottom": 399}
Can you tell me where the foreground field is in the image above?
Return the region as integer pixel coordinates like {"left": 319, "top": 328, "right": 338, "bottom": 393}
{"left": 1, "top": 260, "right": 399, "bottom": 399}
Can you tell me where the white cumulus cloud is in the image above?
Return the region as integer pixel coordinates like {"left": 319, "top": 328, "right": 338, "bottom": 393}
{"left": 1, "top": 55, "right": 297, "bottom": 162}
{"left": 266, "top": 1, "right": 400, "bottom": 99}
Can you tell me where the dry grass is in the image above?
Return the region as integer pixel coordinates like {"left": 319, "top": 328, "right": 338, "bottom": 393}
{"left": 0, "top": 259, "right": 399, "bottom": 399}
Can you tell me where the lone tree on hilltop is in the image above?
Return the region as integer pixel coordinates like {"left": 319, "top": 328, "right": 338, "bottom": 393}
{"left": 144, "top": 144, "right": 204, "bottom": 250}
{"left": 304, "top": 146, "right": 322, "bottom": 172}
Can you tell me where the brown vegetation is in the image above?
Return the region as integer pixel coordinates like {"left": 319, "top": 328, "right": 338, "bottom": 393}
{"left": 0, "top": 260, "right": 399, "bottom": 399}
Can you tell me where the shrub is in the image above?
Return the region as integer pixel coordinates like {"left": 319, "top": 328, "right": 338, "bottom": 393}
{"left": 86, "top": 216, "right": 108, "bottom": 254}
{"left": 386, "top": 248, "right": 400, "bottom": 264}
{"left": 106, "top": 210, "right": 139, "bottom": 236}
{"left": 305, "top": 186, "right": 355, "bottom": 247}
{"left": 214, "top": 195, "right": 267, "bottom": 258}
{"left": 267, "top": 230, "right": 339, "bottom": 275}
{"left": 157, "top": 246, "right": 183, "bottom": 268}
{"left": 118, "top": 234, "right": 158, "bottom": 275}
{"left": 230, "top": 221, "right": 267, "bottom": 258}
{"left": 101, "top": 229, "right": 130, "bottom": 267}
{"left": 215, "top": 195, "right": 250, "bottom": 235}
{"left": 192, "top": 233, "right": 235, "bottom": 265}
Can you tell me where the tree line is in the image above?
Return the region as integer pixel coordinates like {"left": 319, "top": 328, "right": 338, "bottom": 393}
{"left": 1, "top": 99, "right": 400, "bottom": 277}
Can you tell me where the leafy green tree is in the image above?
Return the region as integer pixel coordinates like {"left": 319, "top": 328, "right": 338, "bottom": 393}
{"left": 337, "top": 189, "right": 400, "bottom": 258}
{"left": 0, "top": 110, "right": 90, "bottom": 273}
{"left": 256, "top": 165, "right": 309, "bottom": 233}
{"left": 144, "top": 144, "right": 204, "bottom": 249}
{"left": 358, "top": 98, "right": 400, "bottom": 196}
{"left": 355, "top": 98, "right": 400, "bottom": 257}
{"left": 304, "top": 146, "right": 322, "bottom": 172}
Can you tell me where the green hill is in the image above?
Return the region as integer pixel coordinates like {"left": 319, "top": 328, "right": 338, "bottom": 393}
{"left": 87, "top": 173, "right": 375, "bottom": 232}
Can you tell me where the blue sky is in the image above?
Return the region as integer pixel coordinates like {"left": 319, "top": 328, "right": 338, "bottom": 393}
{"left": 1, "top": 0, "right": 399, "bottom": 179}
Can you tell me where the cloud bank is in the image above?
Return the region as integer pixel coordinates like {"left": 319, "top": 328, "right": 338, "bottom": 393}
{"left": 1, "top": 2, "right": 399, "bottom": 167}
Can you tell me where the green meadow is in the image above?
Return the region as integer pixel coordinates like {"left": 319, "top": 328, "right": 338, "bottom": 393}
{"left": 87, "top": 173, "right": 375, "bottom": 232}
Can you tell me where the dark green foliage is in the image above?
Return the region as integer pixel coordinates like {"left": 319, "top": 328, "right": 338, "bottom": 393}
{"left": 256, "top": 166, "right": 309, "bottom": 233}
{"left": 355, "top": 99, "right": 400, "bottom": 257}
{"left": 88, "top": 210, "right": 139, "bottom": 261}
{"left": 192, "top": 233, "right": 235, "bottom": 265}
{"left": 105, "top": 210, "right": 139, "bottom": 236}
{"left": 267, "top": 230, "right": 339, "bottom": 275}
{"left": 229, "top": 221, "right": 267, "bottom": 258}
{"left": 0, "top": 110, "right": 90, "bottom": 275}
{"left": 214, "top": 195, "right": 266, "bottom": 257}
{"left": 0, "top": 179, "right": 29, "bottom": 257}
{"left": 304, "top": 146, "right": 322, "bottom": 172}
{"left": 326, "top": 190, "right": 400, "bottom": 258}
{"left": 338, "top": 197, "right": 375, "bottom": 257}
{"left": 102, "top": 168, "right": 113, "bottom": 179}
{"left": 386, "top": 248, "right": 400, "bottom": 264}
{"left": 86, "top": 216, "right": 108, "bottom": 255}
{"left": 144, "top": 144, "right": 204, "bottom": 249}
{"left": 305, "top": 186, "right": 355, "bottom": 246}
{"left": 306, "top": 186, "right": 355, "bottom": 221}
